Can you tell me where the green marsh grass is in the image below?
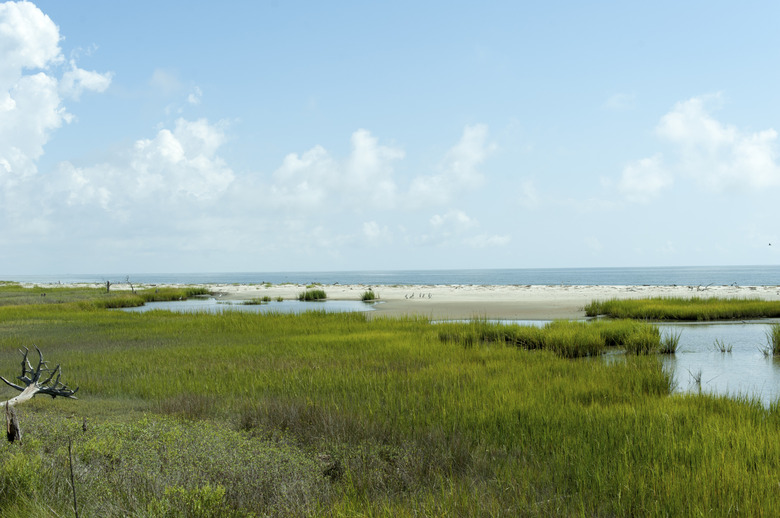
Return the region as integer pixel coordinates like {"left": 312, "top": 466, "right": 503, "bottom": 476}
{"left": 585, "top": 296, "right": 780, "bottom": 320}
{"left": 437, "top": 319, "right": 661, "bottom": 357}
{"left": 660, "top": 329, "right": 682, "bottom": 354}
{"left": 767, "top": 323, "right": 780, "bottom": 355}
{"left": 714, "top": 338, "right": 733, "bottom": 353}
{"left": 361, "top": 289, "right": 377, "bottom": 301}
{"left": 298, "top": 288, "right": 327, "bottom": 301}
{"left": 244, "top": 296, "right": 272, "bottom": 305}
{"left": 2, "top": 290, "right": 780, "bottom": 515}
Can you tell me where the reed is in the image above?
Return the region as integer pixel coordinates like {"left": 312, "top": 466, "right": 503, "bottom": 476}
{"left": 767, "top": 323, "right": 780, "bottom": 355}
{"left": 244, "top": 296, "right": 272, "bottom": 305}
{"left": 298, "top": 289, "right": 327, "bottom": 301}
{"left": 660, "top": 329, "right": 682, "bottom": 354}
{"left": 713, "top": 338, "right": 733, "bottom": 353}
{"left": 585, "top": 296, "right": 780, "bottom": 320}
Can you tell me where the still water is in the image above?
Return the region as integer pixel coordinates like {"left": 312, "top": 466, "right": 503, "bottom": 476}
{"left": 659, "top": 322, "right": 780, "bottom": 405}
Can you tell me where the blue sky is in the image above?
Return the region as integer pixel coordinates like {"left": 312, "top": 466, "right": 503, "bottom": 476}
{"left": 2, "top": 1, "right": 780, "bottom": 274}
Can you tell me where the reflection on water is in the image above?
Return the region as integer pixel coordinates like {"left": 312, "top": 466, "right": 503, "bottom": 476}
{"left": 119, "top": 297, "right": 376, "bottom": 315}
{"left": 658, "top": 322, "right": 780, "bottom": 405}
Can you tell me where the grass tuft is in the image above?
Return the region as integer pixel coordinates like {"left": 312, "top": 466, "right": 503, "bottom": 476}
{"left": 298, "top": 289, "right": 327, "bottom": 301}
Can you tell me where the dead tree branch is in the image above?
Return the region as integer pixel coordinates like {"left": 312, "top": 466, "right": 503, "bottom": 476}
{"left": 2, "top": 346, "right": 78, "bottom": 442}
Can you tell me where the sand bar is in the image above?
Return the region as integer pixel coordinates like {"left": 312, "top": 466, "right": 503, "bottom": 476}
{"left": 23, "top": 282, "right": 780, "bottom": 320}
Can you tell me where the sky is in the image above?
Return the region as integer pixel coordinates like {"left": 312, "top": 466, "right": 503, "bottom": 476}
{"left": 2, "top": 0, "right": 780, "bottom": 275}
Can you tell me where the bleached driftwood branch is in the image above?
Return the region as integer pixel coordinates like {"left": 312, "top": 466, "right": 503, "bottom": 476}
{"left": 2, "top": 346, "right": 78, "bottom": 443}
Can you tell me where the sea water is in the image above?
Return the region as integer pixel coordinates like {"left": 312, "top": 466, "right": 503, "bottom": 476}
{"left": 9, "top": 265, "right": 780, "bottom": 286}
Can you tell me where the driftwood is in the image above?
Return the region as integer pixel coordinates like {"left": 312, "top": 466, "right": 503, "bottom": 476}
{"left": 1, "top": 346, "right": 78, "bottom": 443}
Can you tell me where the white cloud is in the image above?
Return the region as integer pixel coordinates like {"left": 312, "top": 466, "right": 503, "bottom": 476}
{"left": 59, "top": 60, "right": 112, "bottom": 100}
{"left": 0, "top": 0, "right": 111, "bottom": 184}
{"left": 656, "top": 95, "right": 780, "bottom": 189}
{"left": 270, "top": 129, "right": 404, "bottom": 211}
{"left": 60, "top": 118, "right": 235, "bottom": 213}
{"left": 409, "top": 124, "right": 496, "bottom": 206}
{"left": 429, "top": 210, "right": 476, "bottom": 232}
{"left": 616, "top": 95, "right": 780, "bottom": 203}
{"left": 618, "top": 154, "right": 672, "bottom": 202}
{"left": 187, "top": 86, "right": 203, "bottom": 105}
{"left": 362, "top": 220, "right": 392, "bottom": 244}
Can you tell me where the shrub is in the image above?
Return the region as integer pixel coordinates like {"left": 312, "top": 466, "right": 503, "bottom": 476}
{"left": 361, "top": 290, "right": 377, "bottom": 302}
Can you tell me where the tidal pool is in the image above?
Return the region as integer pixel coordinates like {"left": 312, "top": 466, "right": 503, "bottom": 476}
{"left": 119, "top": 297, "right": 376, "bottom": 315}
{"left": 658, "top": 321, "right": 780, "bottom": 405}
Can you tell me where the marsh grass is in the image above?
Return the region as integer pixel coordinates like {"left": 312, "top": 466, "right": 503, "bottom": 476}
{"left": 361, "top": 289, "right": 377, "bottom": 302}
{"left": 2, "top": 288, "right": 780, "bottom": 515}
{"left": 244, "top": 296, "right": 272, "bottom": 305}
{"left": 437, "top": 319, "right": 661, "bottom": 357}
{"left": 713, "top": 338, "right": 733, "bottom": 353}
{"left": 298, "top": 289, "right": 327, "bottom": 301}
{"left": 766, "top": 323, "right": 780, "bottom": 355}
{"left": 585, "top": 296, "right": 780, "bottom": 321}
{"left": 660, "top": 329, "right": 682, "bottom": 354}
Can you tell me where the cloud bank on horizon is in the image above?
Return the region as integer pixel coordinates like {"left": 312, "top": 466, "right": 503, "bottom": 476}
{"left": 1, "top": 1, "right": 779, "bottom": 274}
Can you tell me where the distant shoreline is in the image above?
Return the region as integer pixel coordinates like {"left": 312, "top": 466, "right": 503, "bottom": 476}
{"left": 20, "top": 282, "right": 780, "bottom": 321}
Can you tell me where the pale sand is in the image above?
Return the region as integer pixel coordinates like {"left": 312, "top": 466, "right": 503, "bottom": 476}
{"left": 26, "top": 282, "right": 780, "bottom": 320}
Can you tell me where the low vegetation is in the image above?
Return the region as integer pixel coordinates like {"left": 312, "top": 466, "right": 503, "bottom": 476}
{"left": 298, "top": 288, "right": 327, "bottom": 301}
{"left": 1, "top": 288, "right": 780, "bottom": 515}
{"left": 766, "top": 323, "right": 780, "bottom": 355}
{"left": 244, "top": 296, "right": 272, "bottom": 305}
{"left": 361, "top": 289, "right": 377, "bottom": 301}
{"left": 585, "top": 296, "right": 780, "bottom": 320}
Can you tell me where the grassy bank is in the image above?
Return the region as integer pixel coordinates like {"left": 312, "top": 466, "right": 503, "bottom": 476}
{"left": 1, "top": 293, "right": 780, "bottom": 515}
{"left": 585, "top": 296, "right": 780, "bottom": 320}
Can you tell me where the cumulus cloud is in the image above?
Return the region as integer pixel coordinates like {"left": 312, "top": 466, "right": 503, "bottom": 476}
{"left": 59, "top": 118, "right": 235, "bottom": 213}
{"left": 409, "top": 124, "right": 496, "bottom": 205}
{"left": 270, "top": 129, "right": 404, "bottom": 211}
{"left": 0, "top": 0, "right": 111, "bottom": 183}
{"left": 656, "top": 95, "right": 780, "bottom": 189}
{"left": 618, "top": 94, "right": 780, "bottom": 202}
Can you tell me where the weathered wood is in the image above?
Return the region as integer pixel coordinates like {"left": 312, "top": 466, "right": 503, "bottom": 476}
{"left": 2, "top": 346, "right": 78, "bottom": 442}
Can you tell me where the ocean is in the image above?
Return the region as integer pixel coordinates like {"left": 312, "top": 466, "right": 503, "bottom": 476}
{"left": 7, "top": 265, "right": 780, "bottom": 287}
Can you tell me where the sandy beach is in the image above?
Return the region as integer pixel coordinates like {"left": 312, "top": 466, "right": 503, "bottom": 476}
{"left": 31, "top": 281, "right": 780, "bottom": 320}
{"left": 212, "top": 283, "right": 780, "bottom": 320}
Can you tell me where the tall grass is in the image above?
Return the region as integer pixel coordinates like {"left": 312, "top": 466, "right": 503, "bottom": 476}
{"left": 766, "top": 323, "right": 780, "bottom": 355}
{"left": 2, "top": 290, "right": 780, "bottom": 515}
{"left": 437, "top": 319, "right": 661, "bottom": 357}
{"left": 660, "top": 329, "right": 682, "bottom": 354}
{"left": 585, "top": 296, "right": 780, "bottom": 320}
{"left": 298, "top": 289, "right": 327, "bottom": 301}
